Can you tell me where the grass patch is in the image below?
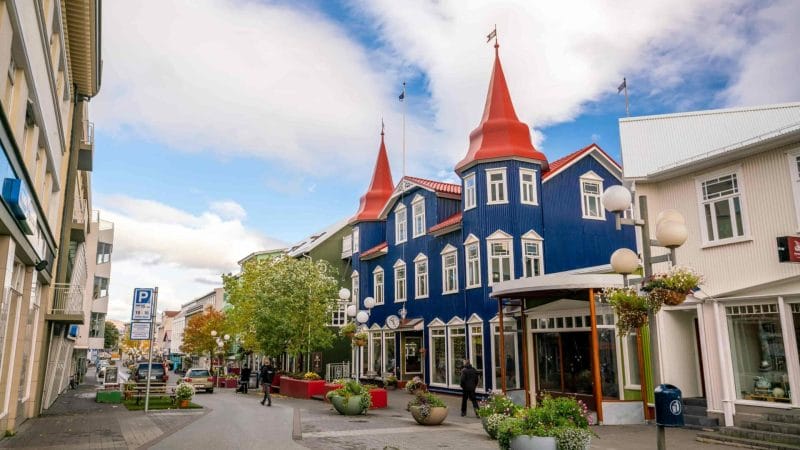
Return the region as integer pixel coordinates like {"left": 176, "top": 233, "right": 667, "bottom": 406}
{"left": 122, "top": 397, "right": 202, "bottom": 411}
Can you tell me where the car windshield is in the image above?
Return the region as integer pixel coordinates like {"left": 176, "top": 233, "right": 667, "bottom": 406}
{"left": 188, "top": 370, "right": 210, "bottom": 377}
{"left": 138, "top": 365, "right": 164, "bottom": 373}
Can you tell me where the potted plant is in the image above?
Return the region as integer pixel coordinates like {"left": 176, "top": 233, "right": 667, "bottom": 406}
{"left": 407, "top": 392, "right": 448, "bottom": 425}
{"left": 340, "top": 322, "right": 357, "bottom": 338}
{"left": 496, "top": 396, "right": 593, "bottom": 450}
{"left": 326, "top": 380, "right": 372, "bottom": 415}
{"left": 384, "top": 375, "right": 398, "bottom": 390}
{"left": 601, "top": 287, "right": 660, "bottom": 336}
{"left": 352, "top": 332, "right": 368, "bottom": 347}
{"left": 643, "top": 266, "right": 703, "bottom": 306}
{"left": 303, "top": 372, "right": 322, "bottom": 381}
{"left": 175, "top": 382, "right": 196, "bottom": 408}
{"left": 478, "top": 390, "right": 521, "bottom": 439}
{"left": 405, "top": 376, "right": 427, "bottom": 395}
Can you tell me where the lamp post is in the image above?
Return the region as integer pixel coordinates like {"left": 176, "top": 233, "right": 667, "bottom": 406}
{"left": 603, "top": 186, "right": 688, "bottom": 450}
{"left": 346, "top": 296, "right": 374, "bottom": 380}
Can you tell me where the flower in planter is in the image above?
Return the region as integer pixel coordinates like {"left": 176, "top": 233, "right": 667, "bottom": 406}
{"left": 643, "top": 266, "right": 703, "bottom": 306}
{"left": 601, "top": 287, "right": 660, "bottom": 336}
{"left": 407, "top": 392, "right": 446, "bottom": 419}
{"left": 478, "top": 390, "right": 520, "bottom": 418}
{"left": 340, "top": 322, "right": 357, "bottom": 337}
{"left": 303, "top": 372, "right": 321, "bottom": 381}
{"left": 352, "top": 332, "right": 368, "bottom": 346}
{"left": 405, "top": 376, "right": 427, "bottom": 393}
{"left": 384, "top": 375, "right": 398, "bottom": 386}
{"left": 326, "top": 380, "right": 372, "bottom": 413}
{"left": 175, "top": 382, "right": 196, "bottom": 401}
{"left": 496, "top": 396, "right": 594, "bottom": 450}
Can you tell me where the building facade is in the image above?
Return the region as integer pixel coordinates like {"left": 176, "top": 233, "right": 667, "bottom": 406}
{"left": 346, "top": 45, "right": 634, "bottom": 395}
{"left": 0, "top": 0, "right": 101, "bottom": 433}
{"left": 620, "top": 103, "right": 800, "bottom": 426}
{"left": 170, "top": 288, "right": 225, "bottom": 370}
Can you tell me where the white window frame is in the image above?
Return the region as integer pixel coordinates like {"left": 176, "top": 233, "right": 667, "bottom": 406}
{"left": 373, "top": 266, "right": 384, "bottom": 305}
{"left": 467, "top": 314, "right": 486, "bottom": 393}
{"left": 428, "top": 324, "right": 448, "bottom": 387}
{"left": 521, "top": 230, "right": 544, "bottom": 278}
{"left": 486, "top": 168, "right": 508, "bottom": 205}
{"left": 352, "top": 226, "right": 360, "bottom": 253}
{"left": 441, "top": 245, "right": 458, "bottom": 294}
{"left": 486, "top": 230, "right": 513, "bottom": 286}
{"left": 580, "top": 171, "right": 604, "bottom": 220}
{"left": 412, "top": 195, "right": 426, "bottom": 238}
{"left": 519, "top": 168, "right": 538, "bottom": 205}
{"left": 447, "top": 324, "right": 467, "bottom": 389}
{"left": 695, "top": 166, "right": 750, "bottom": 247}
{"left": 351, "top": 271, "right": 360, "bottom": 309}
{"left": 622, "top": 330, "right": 642, "bottom": 390}
{"left": 395, "top": 204, "right": 407, "bottom": 244}
{"left": 490, "top": 317, "right": 520, "bottom": 390}
{"left": 788, "top": 150, "right": 800, "bottom": 231}
{"left": 464, "top": 173, "right": 477, "bottom": 210}
{"left": 413, "top": 253, "right": 429, "bottom": 299}
{"left": 394, "top": 260, "right": 406, "bottom": 302}
{"left": 464, "top": 234, "right": 481, "bottom": 289}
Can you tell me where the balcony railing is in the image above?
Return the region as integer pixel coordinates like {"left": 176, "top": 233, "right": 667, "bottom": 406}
{"left": 49, "top": 283, "right": 84, "bottom": 316}
{"left": 81, "top": 120, "right": 94, "bottom": 149}
{"left": 72, "top": 183, "right": 87, "bottom": 225}
{"left": 341, "top": 235, "right": 353, "bottom": 258}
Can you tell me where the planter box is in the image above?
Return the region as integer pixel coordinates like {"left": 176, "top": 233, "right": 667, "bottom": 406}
{"left": 225, "top": 379, "right": 238, "bottom": 388}
{"left": 270, "top": 374, "right": 282, "bottom": 393}
{"left": 322, "top": 383, "right": 343, "bottom": 403}
{"left": 397, "top": 380, "right": 407, "bottom": 389}
{"left": 281, "top": 378, "right": 326, "bottom": 399}
{"left": 369, "top": 388, "right": 387, "bottom": 409}
{"left": 96, "top": 391, "right": 122, "bottom": 404}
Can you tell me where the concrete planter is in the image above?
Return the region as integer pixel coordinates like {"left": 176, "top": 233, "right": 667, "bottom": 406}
{"left": 330, "top": 395, "right": 367, "bottom": 415}
{"left": 509, "top": 436, "right": 557, "bottom": 450}
{"left": 410, "top": 406, "right": 448, "bottom": 425}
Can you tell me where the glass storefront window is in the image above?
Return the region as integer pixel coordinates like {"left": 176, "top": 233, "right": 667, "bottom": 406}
{"left": 384, "top": 333, "right": 396, "bottom": 376}
{"left": 449, "top": 327, "right": 466, "bottom": 386}
{"left": 598, "top": 328, "right": 619, "bottom": 399}
{"left": 470, "top": 325, "right": 484, "bottom": 389}
{"left": 623, "top": 332, "right": 641, "bottom": 387}
{"left": 494, "top": 324, "right": 519, "bottom": 389}
{"left": 431, "top": 329, "right": 447, "bottom": 384}
{"left": 535, "top": 333, "right": 561, "bottom": 392}
{"left": 371, "top": 332, "right": 382, "bottom": 376}
{"left": 726, "top": 304, "right": 790, "bottom": 402}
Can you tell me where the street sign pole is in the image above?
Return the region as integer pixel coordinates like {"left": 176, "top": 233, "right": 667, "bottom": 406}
{"left": 144, "top": 287, "right": 158, "bottom": 413}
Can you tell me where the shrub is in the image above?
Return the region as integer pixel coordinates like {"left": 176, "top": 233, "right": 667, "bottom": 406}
{"left": 407, "top": 392, "right": 446, "bottom": 419}
{"left": 175, "top": 382, "right": 195, "bottom": 401}
{"left": 326, "top": 380, "right": 372, "bottom": 411}
{"left": 496, "top": 396, "right": 593, "bottom": 450}
{"left": 477, "top": 390, "right": 520, "bottom": 418}
{"left": 303, "top": 372, "right": 321, "bottom": 380}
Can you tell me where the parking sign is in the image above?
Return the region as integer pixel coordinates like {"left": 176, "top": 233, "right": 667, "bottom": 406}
{"left": 131, "top": 288, "right": 154, "bottom": 321}
{"left": 130, "top": 322, "right": 151, "bottom": 340}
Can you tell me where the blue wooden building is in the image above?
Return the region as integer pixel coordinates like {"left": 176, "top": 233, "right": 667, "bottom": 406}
{"left": 345, "top": 44, "right": 635, "bottom": 396}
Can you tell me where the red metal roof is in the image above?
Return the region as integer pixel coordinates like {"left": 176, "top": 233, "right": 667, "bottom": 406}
{"left": 405, "top": 176, "right": 461, "bottom": 196}
{"left": 455, "top": 44, "right": 548, "bottom": 173}
{"left": 542, "top": 143, "right": 620, "bottom": 180}
{"left": 351, "top": 132, "right": 394, "bottom": 223}
{"left": 429, "top": 212, "right": 462, "bottom": 234}
{"left": 360, "top": 242, "right": 388, "bottom": 259}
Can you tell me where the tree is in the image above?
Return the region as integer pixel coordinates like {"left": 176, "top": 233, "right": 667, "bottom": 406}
{"left": 180, "top": 310, "right": 229, "bottom": 359}
{"left": 103, "top": 321, "right": 120, "bottom": 350}
{"left": 223, "top": 256, "right": 338, "bottom": 360}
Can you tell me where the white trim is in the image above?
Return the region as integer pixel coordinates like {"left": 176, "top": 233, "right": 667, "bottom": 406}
{"left": 467, "top": 313, "right": 483, "bottom": 324}
{"left": 447, "top": 325, "right": 467, "bottom": 389}
{"left": 427, "top": 318, "right": 446, "bottom": 327}
{"left": 463, "top": 233, "right": 479, "bottom": 245}
{"left": 486, "top": 168, "right": 509, "bottom": 205}
{"left": 441, "top": 246, "right": 458, "bottom": 294}
{"left": 521, "top": 236, "right": 544, "bottom": 278}
{"left": 464, "top": 173, "right": 477, "bottom": 211}
{"left": 487, "top": 232, "right": 514, "bottom": 286}
{"left": 394, "top": 260, "right": 407, "bottom": 303}
{"left": 352, "top": 226, "right": 360, "bottom": 253}
{"left": 395, "top": 204, "right": 408, "bottom": 244}
{"left": 694, "top": 165, "right": 751, "bottom": 246}
{"left": 412, "top": 195, "right": 426, "bottom": 238}
{"left": 373, "top": 266, "right": 384, "bottom": 305}
{"left": 521, "top": 229, "right": 543, "bottom": 240}
{"left": 465, "top": 240, "right": 481, "bottom": 289}
{"left": 429, "top": 327, "right": 448, "bottom": 387}
{"left": 519, "top": 168, "right": 538, "bottom": 205}
{"left": 447, "top": 316, "right": 465, "bottom": 326}
{"left": 580, "top": 171, "right": 605, "bottom": 220}
{"left": 621, "top": 331, "right": 642, "bottom": 390}
{"left": 414, "top": 255, "right": 429, "bottom": 300}
{"left": 486, "top": 230, "right": 513, "bottom": 240}
{"left": 490, "top": 320, "right": 521, "bottom": 390}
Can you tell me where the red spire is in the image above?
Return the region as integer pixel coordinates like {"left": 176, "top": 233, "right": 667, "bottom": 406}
{"left": 351, "top": 129, "right": 394, "bottom": 223}
{"left": 455, "top": 43, "right": 548, "bottom": 173}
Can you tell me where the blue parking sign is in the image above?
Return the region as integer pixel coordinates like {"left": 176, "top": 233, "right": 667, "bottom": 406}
{"left": 131, "top": 288, "right": 154, "bottom": 321}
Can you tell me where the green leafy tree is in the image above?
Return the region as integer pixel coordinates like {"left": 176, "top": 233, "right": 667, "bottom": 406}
{"left": 223, "top": 256, "right": 338, "bottom": 359}
{"left": 180, "top": 310, "right": 230, "bottom": 358}
{"left": 103, "top": 321, "right": 120, "bottom": 350}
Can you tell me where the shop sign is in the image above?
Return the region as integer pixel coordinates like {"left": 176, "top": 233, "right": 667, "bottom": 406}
{"left": 2, "top": 178, "right": 36, "bottom": 235}
{"left": 777, "top": 236, "right": 800, "bottom": 263}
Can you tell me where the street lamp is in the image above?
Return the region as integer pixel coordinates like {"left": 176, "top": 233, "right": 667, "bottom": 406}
{"left": 604, "top": 187, "right": 687, "bottom": 450}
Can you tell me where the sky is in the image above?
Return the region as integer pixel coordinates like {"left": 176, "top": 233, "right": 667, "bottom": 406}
{"left": 94, "top": 0, "right": 800, "bottom": 320}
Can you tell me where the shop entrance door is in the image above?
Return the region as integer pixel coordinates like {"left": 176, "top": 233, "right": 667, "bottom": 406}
{"left": 535, "top": 331, "right": 596, "bottom": 410}
{"left": 401, "top": 332, "right": 423, "bottom": 379}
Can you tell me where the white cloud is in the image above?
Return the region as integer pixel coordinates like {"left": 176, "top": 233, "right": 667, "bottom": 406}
{"left": 97, "top": 195, "right": 286, "bottom": 319}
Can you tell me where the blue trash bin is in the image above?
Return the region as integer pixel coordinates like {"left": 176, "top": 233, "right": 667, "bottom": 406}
{"left": 654, "top": 384, "right": 684, "bottom": 427}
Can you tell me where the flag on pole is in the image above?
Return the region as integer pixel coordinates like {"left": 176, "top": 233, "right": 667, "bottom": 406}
{"left": 617, "top": 78, "right": 627, "bottom": 94}
{"left": 399, "top": 82, "right": 406, "bottom": 101}
{"left": 486, "top": 28, "right": 497, "bottom": 43}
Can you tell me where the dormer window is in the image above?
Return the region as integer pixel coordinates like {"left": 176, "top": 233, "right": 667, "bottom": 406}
{"left": 580, "top": 171, "right": 604, "bottom": 220}
{"left": 412, "top": 195, "right": 426, "bottom": 238}
{"left": 464, "top": 173, "right": 476, "bottom": 210}
{"left": 519, "top": 169, "right": 537, "bottom": 205}
{"left": 395, "top": 204, "right": 407, "bottom": 244}
{"left": 486, "top": 168, "right": 508, "bottom": 204}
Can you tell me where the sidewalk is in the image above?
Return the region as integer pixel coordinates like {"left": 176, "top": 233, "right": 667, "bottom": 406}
{"left": 0, "top": 372, "right": 204, "bottom": 450}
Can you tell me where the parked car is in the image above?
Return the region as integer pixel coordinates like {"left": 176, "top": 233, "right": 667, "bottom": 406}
{"left": 132, "top": 362, "right": 168, "bottom": 383}
{"left": 183, "top": 368, "right": 214, "bottom": 393}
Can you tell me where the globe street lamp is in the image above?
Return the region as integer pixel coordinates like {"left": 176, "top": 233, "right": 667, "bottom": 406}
{"left": 603, "top": 188, "right": 687, "bottom": 450}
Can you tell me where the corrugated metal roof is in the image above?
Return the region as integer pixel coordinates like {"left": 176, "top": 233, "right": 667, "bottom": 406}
{"left": 620, "top": 102, "right": 800, "bottom": 178}
{"left": 286, "top": 218, "right": 350, "bottom": 257}
{"left": 429, "top": 211, "right": 462, "bottom": 234}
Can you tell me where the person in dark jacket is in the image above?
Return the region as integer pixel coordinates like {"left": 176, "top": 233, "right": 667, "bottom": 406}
{"left": 260, "top": 360, "right": 275, "bottom": 406}
{"left": 460, "top": 359, "right": 480, "bottom": 417}
{"left": 237, "top": 366, "right": 252, "bottom": 393}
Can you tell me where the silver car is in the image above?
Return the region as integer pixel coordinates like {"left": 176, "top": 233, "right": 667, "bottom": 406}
{"left": 183, "top": 368, "right": 214, "bottom": 393}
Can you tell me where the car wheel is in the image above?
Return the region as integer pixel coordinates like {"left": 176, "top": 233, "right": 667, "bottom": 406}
{"left": 207, "top": 388, "right": 213, "bottom": 393}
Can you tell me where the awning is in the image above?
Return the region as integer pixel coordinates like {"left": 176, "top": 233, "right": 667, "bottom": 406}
{"left": 397, "top": 318, "right": 424, "bottom": 331}
{"left": 490, "top": 274, "right": 625, "bottom": 299}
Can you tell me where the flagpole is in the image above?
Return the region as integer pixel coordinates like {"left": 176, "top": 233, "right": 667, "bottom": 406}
{"left": 402, "top": 81, "right": 406, "bottom": 187}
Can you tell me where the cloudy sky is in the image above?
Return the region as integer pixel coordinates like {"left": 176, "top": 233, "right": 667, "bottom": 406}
{"left": 94, "top": 0, "right": 800, "bottom": 320}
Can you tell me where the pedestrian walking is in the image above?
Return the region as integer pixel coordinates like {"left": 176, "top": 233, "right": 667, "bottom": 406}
{"left": 460, "top": 359, "right": 479, "bottom": 417}
{"left": 260, "top": 360, "right": 275, "bottom": 406}
{"left": 237, "top": 366, "right": 252, "bottom": 394}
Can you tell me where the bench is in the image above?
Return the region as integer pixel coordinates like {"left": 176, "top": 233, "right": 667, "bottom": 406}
{"left": 130, "top": 382, "right": 175, "bottom": 405}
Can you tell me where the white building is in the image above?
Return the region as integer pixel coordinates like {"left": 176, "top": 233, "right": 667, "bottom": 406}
{"left": 620, "top": 102, "right": 800, "bottom": 428}
{"left": 170, "top": 288, "right": 225, "bottom": 368}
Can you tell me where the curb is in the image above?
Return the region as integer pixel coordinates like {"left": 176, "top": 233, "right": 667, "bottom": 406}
{"left": 292, "top": 407, "right": 302, "bottom": 441}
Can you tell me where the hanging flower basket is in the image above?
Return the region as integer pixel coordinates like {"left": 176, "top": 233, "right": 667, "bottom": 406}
{"left": 642, "top": 266, "right": 703, "bottom": 307}
{"left": 649, "top": 288, "right": 687, "bottom": 306}
{"left": 353, "top": 332, "right": 368, "bottom": 347}
{"left": 601, "top": 287, "right": 659, "bottom": 336}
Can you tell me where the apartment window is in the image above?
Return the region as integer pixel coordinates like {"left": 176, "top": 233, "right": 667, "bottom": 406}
{"left": 414, "top": 254, "right": 428, "bottom": 299}
{"left": 330, "top": 303, "right": 346, "bottom": 327}
{"left": 698, "top": 170, "right": 747, "bottom": 243}
{"left": 486, "top": 168, "right": 508, "bottom": 204}
{"left": 520, "top": 169, "right": 537, "bottom": 205}
{"left": 373, "top": 267, "right": 384, "bottom": 305}
{"left": 394, "top": 260, "right": 406, "bottom": 302}
{"left": 465, "top": 238, "right": 481, "bottom": 288}
{"left": 89, "top": 312, "right": 105, "bottom": 338}
{"left": 352, "top": 227, "right": 359, "bottom": 253}
{"left": 487, "top": 232, "right": 513, "bottom": 285}
{"left": 351, "top": 271, "right": 360, "bottom": 306}
{"left": 412, "top": 196, "right": 426, "bottom": 238}
{"left": 93, "top": 276, "right": 109, "bottom": 299}
{"left": 441, "top": 246, "right": 458, "bottom": 294}
{"left": 522, "top": 239, "right": 543, "bottom": 277}
{"left": 96, "top": 242, "right": 112, "bottom": 264}
{"left": 580, "top": 172, "right": 604, "bottom": 219}
{"left": 395, "top": 205, "right": 407, "bottom": 244}
{"left": 464, "top": 173, "right": 476, "bottom": 210}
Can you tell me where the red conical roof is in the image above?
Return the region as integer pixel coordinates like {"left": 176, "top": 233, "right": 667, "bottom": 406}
{"left": 351, "top": 130, "right": 394, "bottom": 223}
{"left": 455, "top": 44, "right": 548, "bottom": 173}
